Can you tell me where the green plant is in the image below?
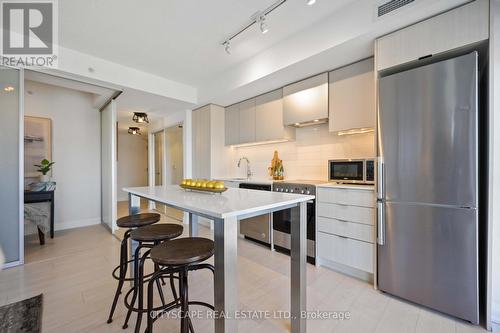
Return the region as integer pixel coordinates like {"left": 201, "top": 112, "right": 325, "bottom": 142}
{"left": 34, "top": 159, "right": 55, "bottom": 175}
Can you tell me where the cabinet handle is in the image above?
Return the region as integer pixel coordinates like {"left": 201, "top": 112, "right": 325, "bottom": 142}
{"left": 377, "top": 201, "right": 386, "bottom": 246}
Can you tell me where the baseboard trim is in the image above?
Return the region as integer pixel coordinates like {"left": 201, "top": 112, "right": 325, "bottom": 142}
{"left": 55, "top": 218, "right": 101, "bottom": 231}
{"left": 2, "top": 260, "right": 23, "bottom": 270}
{"left": 492, "top": 301, "right": 500, "bottom": 325}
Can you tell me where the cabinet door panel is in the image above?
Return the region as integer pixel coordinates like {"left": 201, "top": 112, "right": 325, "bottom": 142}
{"left": 376, "top": 1, "right": 488, "bottom": 71}
{"left": 283, "top": 73, "right": 328, "bottom": 126}
{"left": 238, "top": 99, "right": 256, "bottom": 143}
{"left": 329, "top": 58, "right": 375, "bottom": 132}
{"left": 225, "top": 104, "right": 239, "bottom": 145}
{"left": 192, "top": 107, "right": 211, "bottom": 179}
{"left": 255, "top": 89, "right": 283, "bottom": 142}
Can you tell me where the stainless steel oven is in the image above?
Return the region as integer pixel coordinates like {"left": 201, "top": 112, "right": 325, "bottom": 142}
{"left": 328, "top": 158, "right": 375, "bottom": 184}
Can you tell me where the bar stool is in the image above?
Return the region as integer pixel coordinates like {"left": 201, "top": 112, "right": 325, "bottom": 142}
{"left": 123, "top": 223, "right": 184, "bottom": 332}
{"left": 146, "top": 237, "right": 215, "bottom": 333}
{"left": 107, "top": 213, "right": 161, "bottom": 324}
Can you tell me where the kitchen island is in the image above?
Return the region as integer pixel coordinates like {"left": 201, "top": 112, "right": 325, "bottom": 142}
{"left": 123, "top": 185, "right": 314, "bottom": 333}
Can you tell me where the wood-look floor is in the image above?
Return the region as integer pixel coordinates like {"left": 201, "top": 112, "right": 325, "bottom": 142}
{"left": 4, "top": 216, "right": 491, "bottom": 332}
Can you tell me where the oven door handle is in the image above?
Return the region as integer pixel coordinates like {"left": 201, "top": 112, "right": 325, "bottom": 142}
{"left": 306, "top": 200, "right": 314, "bottom": 204}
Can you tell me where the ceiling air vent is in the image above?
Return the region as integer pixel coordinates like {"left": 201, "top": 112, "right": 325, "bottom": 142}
{"left": 378, "top": 0, "right": 415, "bottom": 17}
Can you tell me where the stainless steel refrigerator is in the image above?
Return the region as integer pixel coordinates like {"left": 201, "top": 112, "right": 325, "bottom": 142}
{"left": 377, "top": 52, "right": 479, "bottom": 324}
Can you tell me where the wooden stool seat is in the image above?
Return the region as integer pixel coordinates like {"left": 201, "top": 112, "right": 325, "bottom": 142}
{"left": 150, "top": 237, "right": 214, "bottom": 266}
{"left": 130, "top": 223, "right": 183, "bottom": 242}
{"left": 116, "top": 213, "right": 160, "bottom": 228}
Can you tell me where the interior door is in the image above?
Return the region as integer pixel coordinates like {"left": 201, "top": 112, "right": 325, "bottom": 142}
{"left": 0, "top": 66, "right": 22, "bottom": 266}
{"left": 100, "top": 100, "right": 117, "bottom": 233}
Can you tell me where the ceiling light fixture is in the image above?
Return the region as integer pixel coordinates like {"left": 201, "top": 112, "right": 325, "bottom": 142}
{"left": 223, "top": 40, "right": 231, "bottom": 54}
{"left": 221, "top": 0, "right": 287, "bottom": 54}
{"left": 258, "top": 15, "right": 269, "bottom": 34}
{"left": 132, "top": 112, "right": 149, "bottom": 124}
{"left": 3, "top": 86, "right": 15, "bottom": 92}
{"left": 307, "top": 0, "right": 316, "bottom": 5}
{"left": 128, "top": 127, "right": 141, "bottom": 135}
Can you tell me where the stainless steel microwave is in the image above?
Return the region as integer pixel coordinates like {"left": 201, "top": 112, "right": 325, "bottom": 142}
{"left": 328, "top": 159, "right": 375, "bottom": 185}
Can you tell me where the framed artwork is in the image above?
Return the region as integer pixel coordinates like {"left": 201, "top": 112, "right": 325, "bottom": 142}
{"left": 24, "top": 116, "right": 52, "bottom": 179}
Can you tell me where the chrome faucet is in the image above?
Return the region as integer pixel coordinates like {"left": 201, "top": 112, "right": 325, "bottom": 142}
{"left": 237, "top": 157, "right": 252, "bottom": 179}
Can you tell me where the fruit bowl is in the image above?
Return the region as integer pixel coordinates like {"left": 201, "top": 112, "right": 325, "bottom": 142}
{"left": 180, "top": 184, "right": 228, "bottom": 193}
{"left": 180, "top": 179, "right": 227, "bottom": 193}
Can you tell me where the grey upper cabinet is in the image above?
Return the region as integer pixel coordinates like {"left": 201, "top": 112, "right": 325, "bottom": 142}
{"left": 283, "top": 73, "right": 328, "bottom": 126}
{"left": 225, "top": 104, "right": 239, "bottom": 146}
{"left": 238, "top": 98, "right": 256, "bottom": 144}
{"left": 255, "top": 89, "right": 295, "bottom": 142}
{"left": 192, "top": 105, "right": 211, "bottom": 179}
{"left": 376, "top": 0, "right": 488, "bottom": 71}
{"left": 329, "top": 58, "right": 375, "bottom": 133}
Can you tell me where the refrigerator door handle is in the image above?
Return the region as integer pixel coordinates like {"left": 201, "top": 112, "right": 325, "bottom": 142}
{"left": 377, "top": 158, "right": 385, "bottom": 200}
{"left": 377, "top": 200, "right": 386, "bottom": 245}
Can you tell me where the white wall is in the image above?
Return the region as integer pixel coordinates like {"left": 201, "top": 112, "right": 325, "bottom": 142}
{"left": 490, "top": 0, "right": 500, "bottom": 327}
{"left": 223, "top": 124, "right": 375, "bottom": 180}
{"left": 24, "top": 80, "right": 101, "bottom": 230}
{"left": 117, "top": 132, "right": 148, "bottom": 201}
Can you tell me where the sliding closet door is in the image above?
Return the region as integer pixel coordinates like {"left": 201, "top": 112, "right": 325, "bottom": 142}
{"left": 0, "top": 67, "right": 22, "bottom": 265}
{"left": 100, "top": 100, "right": 117, "bottom": 233}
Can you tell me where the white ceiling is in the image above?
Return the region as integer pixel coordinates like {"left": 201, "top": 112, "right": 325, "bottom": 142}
{"left": 59, "top": 0, "right": 356, "bottom": 87}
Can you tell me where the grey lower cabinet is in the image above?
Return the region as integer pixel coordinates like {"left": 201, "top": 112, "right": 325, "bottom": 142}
{"left": 225, "top": 89, "right": 295, "bottom": 146}
{"left": 316, "top": 186, "right": 375, "bottom": 281}
{"left": 329, "top": 58, "right": 375, "bottom": 133}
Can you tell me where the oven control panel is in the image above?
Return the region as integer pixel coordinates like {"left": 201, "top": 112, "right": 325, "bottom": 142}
{"left": 272, "top": 183, "right": 316, "bottom": 196}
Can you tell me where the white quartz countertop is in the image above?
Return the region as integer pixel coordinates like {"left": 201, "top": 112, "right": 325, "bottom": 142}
{"left": 123, "top": 185, "right": 314, "bottom": 219}
{"left": 317, "top": 183, "right": 375, "bottom": 190}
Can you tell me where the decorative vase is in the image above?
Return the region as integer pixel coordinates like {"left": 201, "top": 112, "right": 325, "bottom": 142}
{"left": 40, "top": 174, "right": 50, "bottom": 183}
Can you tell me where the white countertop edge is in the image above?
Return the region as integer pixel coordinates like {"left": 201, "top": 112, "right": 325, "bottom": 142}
{"left": 123, "top": 186, "right": 314, "bottom": 219}
{"left": 317, "top": 183, "right": 375, "bottom": 190}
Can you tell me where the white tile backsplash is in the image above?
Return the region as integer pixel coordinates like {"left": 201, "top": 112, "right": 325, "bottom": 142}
{"left": 226, "top": 124, "right": 375, "bottom": 180}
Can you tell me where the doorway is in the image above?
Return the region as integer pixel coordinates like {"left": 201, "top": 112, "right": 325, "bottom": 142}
{"left": 151, "top": 124, "right": 184, "bottom": 222}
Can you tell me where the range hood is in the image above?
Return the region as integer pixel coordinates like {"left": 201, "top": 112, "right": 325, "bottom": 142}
{"left": 283, "top": 73, "right": 328, "bottom": 127}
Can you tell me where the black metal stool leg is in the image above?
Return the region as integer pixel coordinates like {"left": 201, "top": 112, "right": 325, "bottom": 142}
{"left": 107, "top": 233, "right": 129, "bottom": 324}
{"left": 169, "top": 272, "right": 178, "bottom": 301}
{"left": 146, "top": 271, "right": 160, "bottom": 333}
{"left": 123, "top": 242, "right": 142, "bottom": 329}
{"left": 134, "top": 249, "right": 150, "bottom": 333}
{"left": 180, "top": 268, "right": 189, "bottom": 333}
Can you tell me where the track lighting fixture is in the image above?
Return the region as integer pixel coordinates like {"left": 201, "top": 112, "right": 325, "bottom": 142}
{"left": 307, "top": 0, "right": 316, "bottom": 5}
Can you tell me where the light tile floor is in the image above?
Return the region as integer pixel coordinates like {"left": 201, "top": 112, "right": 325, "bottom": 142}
{"left": 5, "top": 215, "right": 491, "bottom": 332}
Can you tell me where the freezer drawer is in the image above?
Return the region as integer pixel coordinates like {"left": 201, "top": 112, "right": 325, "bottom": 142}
{"left": 377, "top": 202, "right": 478, "bottom": 323}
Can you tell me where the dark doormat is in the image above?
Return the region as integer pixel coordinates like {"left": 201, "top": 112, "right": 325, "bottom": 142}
{"left": 0, "top": 294, "right": 43, "bottom": 333}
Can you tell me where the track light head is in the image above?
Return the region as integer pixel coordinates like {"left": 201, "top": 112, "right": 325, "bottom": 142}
{"left": 259, "top": 15, "right": 269, "bottom": 34}
{"left": 307, "top": 0, "right": 316, "bottom": 5}
{"left": 223, "top": 40, "right": 231, "bottom": 54}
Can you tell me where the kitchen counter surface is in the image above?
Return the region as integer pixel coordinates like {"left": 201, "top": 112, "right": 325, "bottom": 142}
{"left": 317, "top": 183, "right": 375, "bottom": 190}
{"left": 124, "top": 185, "right": 313, "bottom": 219}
